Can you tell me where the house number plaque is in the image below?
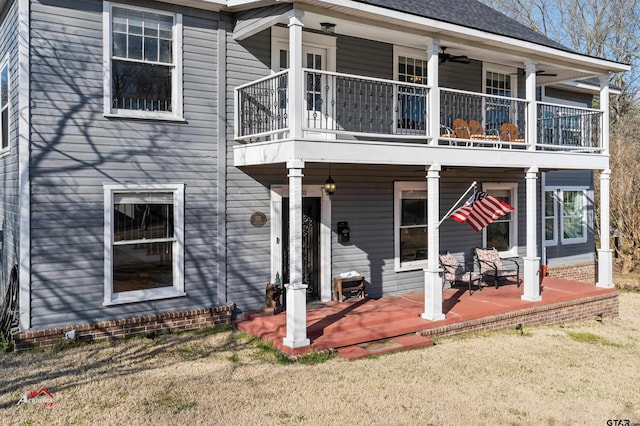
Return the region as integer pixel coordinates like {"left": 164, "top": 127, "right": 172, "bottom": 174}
{"left": 250, "top": 212, "right": 267, "bottom": 227}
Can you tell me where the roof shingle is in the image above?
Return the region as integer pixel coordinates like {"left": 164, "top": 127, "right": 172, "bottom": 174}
{"left": 354, "top": 0, "right": 570, "bottom": 52}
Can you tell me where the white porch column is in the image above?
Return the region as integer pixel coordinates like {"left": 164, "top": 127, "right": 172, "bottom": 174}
{"left": 522, "top": 167, "right": 542, "bottom": 301}
{"left": 283, "top": 160, "right": 310, "bottom": 348}
{"left": 525, "top": 61, "right": 537, "bottom": 151}
{"left": 288, "top": 10, "right": 304, "bottom": 140}
{"left": 600, "top": 75, "right": 611, "bottom": 155}
{"left": 422, "top": 164, "right": 445, "bottom": 320}
{"left": 597, "top": 169, "right": 614, "bottom": 288}
{"left": 426, "top": 39, "right": 440, "bottom": 146}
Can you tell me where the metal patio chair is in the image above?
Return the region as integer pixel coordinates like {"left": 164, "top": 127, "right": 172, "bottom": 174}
{"left": 439, "top": 253, "right": 483, "bottom": 294}
{"left": 474, "top": 247, "right": 521, "bottom": 288}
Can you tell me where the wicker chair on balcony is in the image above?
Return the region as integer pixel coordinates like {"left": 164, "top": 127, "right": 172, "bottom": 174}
{"left": 468, "top": 119, "right": 500, "bottom": 146}
{"left": 439, "top": 253, "right": 483, "bottom": 294}
{"left": 474, "top": 247, "right": 521, "bottom": 289}
{"left": 499, "top": 122, "right": 525, "bottom": 143}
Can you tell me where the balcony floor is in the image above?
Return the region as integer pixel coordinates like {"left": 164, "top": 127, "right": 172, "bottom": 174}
{"left": 234, "top": 278, "right": 617, "bottom": 360}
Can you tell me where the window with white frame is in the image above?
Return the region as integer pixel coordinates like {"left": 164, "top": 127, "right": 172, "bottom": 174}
{"left": 544, "top": 187, "right": 588, "bottom": 245}
{"left": 104, "top": 184, "right": 185, "bottom": 305}
{"left": 0, "top": 59, "right": 9, "bottom": 151}
{"left": 394, "top": 182, "right": 428, "bottom": 271}
{"left": 484, "top": 66, "right": 516, "bottom": 132}
{"left": 104, "top": 3, "right": 183, "bottom": 118}
{"left": 394, "top": 48, "right": 428, "bottom": 131}
{"left": 482, "top": 182, "right": 517, "bottom": 255}
{"left": 544, "top": 190, "right": 557, "bottom": 245}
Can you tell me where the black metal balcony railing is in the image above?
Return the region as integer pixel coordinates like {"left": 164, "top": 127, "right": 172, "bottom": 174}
{"left": 537, "top": 102, "right": 602, "bottom": 151}
{"left": 236, "top": 70, "right": 289, "bottom": 140}
{"left": 235, "top": 69, "right": 604, "bottom": 153}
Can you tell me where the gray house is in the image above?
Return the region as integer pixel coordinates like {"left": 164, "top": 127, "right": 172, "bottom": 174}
{"left": 0, "top": 0, "right": 628, "bottom": 348}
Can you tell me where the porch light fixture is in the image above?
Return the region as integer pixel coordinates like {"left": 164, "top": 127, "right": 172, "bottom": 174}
{"left": 323, "top": 176, "right": 336, "bottom": 197}
{"left": 320, "top": 22, "right": 336, "bottom": 33}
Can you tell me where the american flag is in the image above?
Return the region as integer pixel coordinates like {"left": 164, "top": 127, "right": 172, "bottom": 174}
{"left": 449, "top": 190, "right": 514, "bottom": 232}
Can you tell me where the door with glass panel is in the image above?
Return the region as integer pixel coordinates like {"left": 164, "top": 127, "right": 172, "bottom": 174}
{"left": 276, "top": 45, "right": 329, "bottom": 134}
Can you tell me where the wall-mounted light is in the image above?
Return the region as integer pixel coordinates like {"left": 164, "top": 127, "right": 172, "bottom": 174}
{"left": 323, "top": 176, "right": 336, "bottom": 197}
{"left": 320, "top": 22, "right": 336, "bottom": 34}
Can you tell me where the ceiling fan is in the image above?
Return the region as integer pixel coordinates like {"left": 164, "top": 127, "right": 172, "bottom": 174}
{"left": 439, "top": 47, "right": 471, "bottom": 64}
{"left": 510, "top": 69, "right": 558, "bottom": 77}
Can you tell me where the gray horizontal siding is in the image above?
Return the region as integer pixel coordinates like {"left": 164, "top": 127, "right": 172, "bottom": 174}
{"left": 0, "top": 0, "right": 20, "bottom": 299}
{"left": 28, "top": 0, "right": 222, "bottom": 329}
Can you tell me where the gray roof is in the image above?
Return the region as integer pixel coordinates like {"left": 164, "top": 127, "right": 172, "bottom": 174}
{"left": 354, "top": 0, "right": 570, "bottom": 52}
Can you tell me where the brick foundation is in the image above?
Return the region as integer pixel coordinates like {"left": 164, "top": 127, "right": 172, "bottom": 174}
{"left": 547, "top": 261, "right": 596, "bottom": 284}
{"left": 13, "top": 304, "right": 235, "bottom": 350}
{"left": 418, "top": 291, "right": 618, "bottom": 338}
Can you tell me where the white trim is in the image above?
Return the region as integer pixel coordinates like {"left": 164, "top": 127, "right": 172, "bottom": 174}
{"left": 0, "top": 54, "right": 10, "bottom": 154}
{"left": 18, "top": 0, "right": 31, "bottom": 331}
{"left": 394, "top": 181, "right": 428, "bottom": 272}
{"left": 103, "top": 2, "right": 184, "bottom": 120}
{"left": 270, "top": 25, "right": 337, "bottom": 73}
{"left": 270, "top": 185, "right": 332, "bottom": 302}
{"left": 103, "top": 183, "right": 186, "bottom": 305}
{"left": 482, "top": 182, "right": 518, "bottom": 257}
{"left": 546, "top": 186, "right": 589, "bottom": 245}
{"left": 543, "top": 188, "right": 558, "bottom": 246}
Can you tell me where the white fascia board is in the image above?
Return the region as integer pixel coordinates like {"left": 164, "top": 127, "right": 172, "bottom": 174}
{"left": 233, "top": 12, "right": 286, "bottom": 40}
{"left": 156, "top": 0, "right": 226, "bottom": 11}
{"left": 234, "top": 140, "right": 609, "bottom": 171}
{"left": 559, "top": 81, "right": 622, "bottom": 96}
{"left": 310, "top": 0, "right": 630, "bottom": 74}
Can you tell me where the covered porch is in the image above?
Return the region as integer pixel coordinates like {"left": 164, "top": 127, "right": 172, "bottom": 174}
{"left": 236, "top": 277, "right": 618, "bottom": 359}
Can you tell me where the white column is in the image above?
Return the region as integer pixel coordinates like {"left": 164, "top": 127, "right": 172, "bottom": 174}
{"left": 600, "top": 75, "right": 610, "bottom": 155}
{"left": 426, "top": 39, "right": 440, "bottom": 146}
{"left": 525, "top": 61, "right": 537, "bottom": 151}
{"left": 522, "top": 167, "right": 542, "bottom": 301}
{"left": 283, "top": 160, "right": 310, "bottom": 348}
{"left": 288, "top": 10, "right": 304, "bottom": 140}
{"left": 597, "top": 169, "right": 614, "bottom": 288}
{"left": 422, "top": 164, "right": 445, "bottom": 320}
{"left": 597, "top": 76, "right": 613, "bottom": 288}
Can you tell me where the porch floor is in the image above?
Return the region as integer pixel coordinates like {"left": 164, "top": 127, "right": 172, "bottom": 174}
{"left": 234, "top": 277, "right": 617, "bottom": 360}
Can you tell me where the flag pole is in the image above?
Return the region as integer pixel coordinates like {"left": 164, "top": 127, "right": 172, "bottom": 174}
{"left": 438, "top": 181, "right": 477, "bottom": 228}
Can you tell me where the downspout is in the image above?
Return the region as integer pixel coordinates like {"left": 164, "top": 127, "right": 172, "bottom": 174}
{"left": 18, "top": 0, "right": 31, "bottom": 331}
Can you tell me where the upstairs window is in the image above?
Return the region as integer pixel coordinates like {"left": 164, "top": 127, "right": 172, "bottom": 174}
{"left": 395, "top": 51, "right": 428, "bottom": 132}
{"left": 104, "top": 3, "right": 183, "bottom": 119}
{"left": 0, "top": 59, "right": 8, "bottom": 151}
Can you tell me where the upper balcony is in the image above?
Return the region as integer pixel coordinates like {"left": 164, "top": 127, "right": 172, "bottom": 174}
{"left": 235, "top": 69, "right": 604, "bottom": 154}
{"left": 230, "top": 3, "right": 626, "bottom": 170}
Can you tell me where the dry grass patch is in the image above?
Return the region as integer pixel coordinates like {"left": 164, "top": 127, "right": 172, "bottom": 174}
{"left": 1, "top": 293, "right": 640, "bottom": 425}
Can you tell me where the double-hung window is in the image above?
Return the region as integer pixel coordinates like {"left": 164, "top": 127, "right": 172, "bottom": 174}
{"left": 104, "top": 184, "right": 185, "bottom": 305}
{"left": 394, "top": 182, "right": 428, "bottom": 271}
{"left": 482, "top": 182, "right": 517, "bottom": 256}
{"left": 0, "top": 58, "right": 9, "bottom": 152}
{"left": 544, "top": 187, "right": 588, "bottom": 246}
{"left": 104, "top": 3, "right": 183, "bottom": 119}
{"left": 544, "top": 190, "right": 558, "bottom": 245}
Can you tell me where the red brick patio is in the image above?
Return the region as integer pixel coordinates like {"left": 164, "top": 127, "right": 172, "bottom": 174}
{"left": 235, "top": 277, "right": 618, "bottom": 359}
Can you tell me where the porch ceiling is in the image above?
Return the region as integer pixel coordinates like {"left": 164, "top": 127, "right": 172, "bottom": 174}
{"left": 232, "top": 1, "right": 628, "bottom": 80}
{"left": 233, "top": 139, "right": 610, "bottom": 171}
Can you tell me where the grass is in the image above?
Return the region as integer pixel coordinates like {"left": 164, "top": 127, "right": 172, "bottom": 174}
{"left": 1, "top": 292, "right": 639, "bottom": 424}
{"left": 565, "top": 331, "right": 625, "bottom": 347}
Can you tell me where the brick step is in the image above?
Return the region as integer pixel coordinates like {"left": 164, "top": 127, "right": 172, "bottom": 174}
{"left": 336, "top": 335, "right": 435, "bottom": 360}
{"left": 309, "top": 317, "right": 431, "bottom": 351}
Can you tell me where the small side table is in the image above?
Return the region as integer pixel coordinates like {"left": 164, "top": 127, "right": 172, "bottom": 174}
{"left": 333, "top": 275, "right": 366, "bottom": 302}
